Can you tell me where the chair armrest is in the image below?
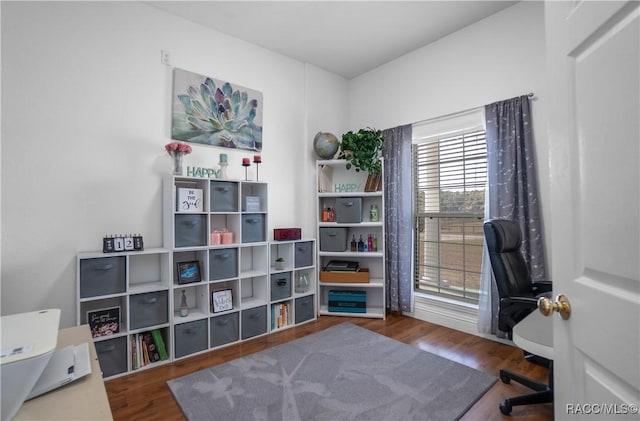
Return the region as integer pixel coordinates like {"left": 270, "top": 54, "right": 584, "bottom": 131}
{"left": 499, "top": 296, "right": 539, "bottom": 335}
{"left": 501, "top": 296, "right": 539, "bottom": 308}
{"left": 532, "top": 281, "right": 553, "bottom": 294}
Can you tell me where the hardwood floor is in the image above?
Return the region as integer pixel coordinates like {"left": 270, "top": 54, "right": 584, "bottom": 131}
{"left": 105, "top": 314, "right": 553, "bottom": 420}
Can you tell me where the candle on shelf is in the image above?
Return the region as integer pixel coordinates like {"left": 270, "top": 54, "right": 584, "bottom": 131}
{"left": 253, "top": 155, "right": 262, "bottom": 181}
{"left": 242, "top": 157, "right": 250, "bottom": 181}
{"left": 219, "top": 153, "right": 229, "bottom": 179}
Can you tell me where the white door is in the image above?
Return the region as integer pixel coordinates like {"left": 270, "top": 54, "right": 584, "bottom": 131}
{"left": 546, "top": 0, "right": 639, "bottom": 419}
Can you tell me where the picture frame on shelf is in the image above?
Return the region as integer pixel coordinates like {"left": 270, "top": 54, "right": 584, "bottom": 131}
{"left": 318, "top": 164, "right": 333, "bottom": 192}
{"left": 87, "top": 307, "right": 120, "bottom": 338}
{"left": 176, "top": 188, "right": 203, "bottom": 213}
{"left": 212, "top": 289, "right": 233, "bottom": 313}
{"left": 177, "top": 260, "right": 202, "bottom": 284}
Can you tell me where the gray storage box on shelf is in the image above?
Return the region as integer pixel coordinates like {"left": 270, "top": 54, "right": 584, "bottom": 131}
{"left": 294, "top": 295, "right": 315, "bottom": 324}
{"left": 319, "top": 227, "right": 348, "bottom": 252}
{"left": 129, "top": 290, "right": 169, "bottom": 330}
{"left": 79, "top": 256, "right": 126, "bottom": 298}
{"left": 241, "top": 306, "right": 267, "bottom": 339}
{"left": 174, "top": 214, "right": 207, "bottom": 247}
{"left": 174, "top": 319, "right": 208, "bottom": 358}
{"left": 241, "top": 214, "right": 266, "bottom": 243}
{"left": 209, "top": 248, "right": 238, "bottom": 280}
{"left": 210, "top": 312, "right": 239, "bottom": 348}
{"left": 210, "top": 181, "right": 238, "bottom": 212}
{"left": 94, "top": 336, "right": 128, "bottom": 377}
{"left": 294, "top": 241, "right": 314, "bottom": 268}
{"left": 335, "top": 197, "right": 362, "bottom": 223}
{"left": 270, "top": 272, "right": 292, "bottom": 301}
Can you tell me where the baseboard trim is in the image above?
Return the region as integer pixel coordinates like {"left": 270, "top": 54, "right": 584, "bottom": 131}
{"left": 406, "top": 294, "right": 512, "bottom": 346}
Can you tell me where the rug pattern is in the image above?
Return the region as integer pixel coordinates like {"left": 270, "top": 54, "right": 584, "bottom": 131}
{"left": 167, "top": 323, "right": 496, "bottom": 420}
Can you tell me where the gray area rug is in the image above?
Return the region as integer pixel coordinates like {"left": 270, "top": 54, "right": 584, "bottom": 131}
{"left": 167, "top": 322, "right": 497, "bottom": 421}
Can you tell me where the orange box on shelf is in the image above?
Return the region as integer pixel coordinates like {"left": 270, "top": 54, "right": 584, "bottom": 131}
{"left": 320, "top": 268, "right": 370, "bottom": 283}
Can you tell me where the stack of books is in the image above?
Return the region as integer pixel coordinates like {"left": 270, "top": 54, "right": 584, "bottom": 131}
{"left": 324, "top": 260, "right": 359, "bottom": 272}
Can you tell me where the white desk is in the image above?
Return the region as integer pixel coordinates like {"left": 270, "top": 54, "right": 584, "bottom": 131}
{"left": 14, "top": 325, "right": 113, "bottom": 420}
{"left": 512, "top": 310, "right": 553, "bottom": 360}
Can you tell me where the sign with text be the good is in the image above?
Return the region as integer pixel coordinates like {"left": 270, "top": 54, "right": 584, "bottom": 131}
{"left": 176, "top": 188, "right": 203, "bottom": 212}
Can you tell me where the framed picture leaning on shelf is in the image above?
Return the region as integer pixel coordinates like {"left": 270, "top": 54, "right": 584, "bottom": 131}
{"left": 87, "top": 307, "right": 120, "bottom": 338}
{"left": 212, "top": 289, "right": 233, "bottom": 313}
{"left": 177, "top": 261, "right": 201, "bottom": 284}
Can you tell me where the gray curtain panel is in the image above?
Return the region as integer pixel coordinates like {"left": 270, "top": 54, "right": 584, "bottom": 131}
{"left": 382, "top": 124, "right": 413, "bottom": 313}
{"left": 479, "top": 95, "right": 548, "bottom": 336}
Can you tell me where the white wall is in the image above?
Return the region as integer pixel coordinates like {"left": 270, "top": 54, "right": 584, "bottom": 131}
{"left": 1, "top": 1, "right": 348, "bottom": 327}
{"left": 348, "top": 1, "right": 550, "bottom": 331}
{"left": 303, "top": 64, "right": 350, "bottom": 234}
{"left": 1, "top": 1, "right": 550, "bottom": 333}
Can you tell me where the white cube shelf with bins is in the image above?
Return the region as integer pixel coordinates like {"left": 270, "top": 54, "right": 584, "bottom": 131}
{"left": 78, "top": 175, "right": 318, "bottom": 379}
{"left": 316, "top": 160, "right": 386, "bottom": 319}
{"left": 269, "top": 239, "right": 317, "bottom": 331}
{"left": 164, "top": 176, "right": 270, "bottom": 359}
{"left": 77, "top": 248, "right": 172, "bottom": 378}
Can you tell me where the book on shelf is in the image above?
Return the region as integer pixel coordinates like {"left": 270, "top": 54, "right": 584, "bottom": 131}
{"left": 130, "top": 329, "right": 168, "bottom": 368}
{"left": 324, "top": 260, "right": 359, "bottom": 272}
{"left": 142, "top": 335, "right": 150, "bottom": 365}
{"left": 143, "top": 332, "right": 160, "bottom": 363}
{"left": 131, "top": 337, "right": 138, "bottom": 370}
{"left": 151, "top": 329, "right": 168, "bottom": 360}
{"left": 271, "top": 303, "right": 290, "bottom": 329}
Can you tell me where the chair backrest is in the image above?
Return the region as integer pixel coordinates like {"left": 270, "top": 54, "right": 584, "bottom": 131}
{"left": 483, "top": 219, "right": 533, "bottom": 300}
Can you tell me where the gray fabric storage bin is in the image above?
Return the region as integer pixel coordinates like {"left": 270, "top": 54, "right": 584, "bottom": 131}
{"left": 79, "top": 256, "right": 126, "bottom": 298}
{"left": 210, "top": 312, "right": 239, "bottom": 348}
{"left": 95, "top": 336, "right": 127, "bottom": 377}
{"left": 294, "top": 241, "right": 314, "bottom": 268}
{"left": 295, "top": 295, "right": 315, "bottom": 324}
{"left": 270, "top": 272, "right": 292, "bottom": 301}
{"left": 129, "top": 290, "right": 168, "bottom": 330}
{"left": 336, "top": 197, "right": 362, "bottom": 223}
{"left": 319, "top": 227, "right": 348, "bottom": 252}
{"left": 209, "top": 248, "right": 238, "bottom": 280}
{"left": 174, "top": 319, "right": 208, "bottom": 358}
{"left": 174, "top": 214, "right": 207, "bottom": 247}
{"left": 241, "top": 214, "right": 265, "bottom": 243}
{"left": 210, "top": 181, "right": 238, "bottom": 212}
{"left": 241, "top": 306, "right": 267, "bottom": 339}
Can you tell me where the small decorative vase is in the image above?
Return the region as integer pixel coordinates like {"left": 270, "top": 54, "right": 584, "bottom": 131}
{"left": 275, "top": 260, "right": 284, "bottom": 271}
{"left": 180, "top": 289, "right": 188, "bottom": 317}
{"left": 170, "top": 151, "right": 184, "bottom": 175}
{"left": 295, "top": 272, "right": 309, "bottom": 293}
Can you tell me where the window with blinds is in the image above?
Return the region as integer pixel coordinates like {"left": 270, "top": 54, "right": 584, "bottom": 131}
{"left": 413, "top": 128, "right": 486, "bottom": 303}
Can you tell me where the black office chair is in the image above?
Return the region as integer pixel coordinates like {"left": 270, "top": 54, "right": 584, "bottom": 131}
{"left": 483, "top": 218, "right": 554, "bottom": 415}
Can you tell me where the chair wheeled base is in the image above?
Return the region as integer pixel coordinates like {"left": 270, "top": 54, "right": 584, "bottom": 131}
{"left": 499, "top": 361, "right": 553, "bottom": 415}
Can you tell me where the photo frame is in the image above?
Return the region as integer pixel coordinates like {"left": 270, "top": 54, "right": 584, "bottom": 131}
{"left": 87, "top": 307, "right": 120, "bottom": 338}
{"left": 177, "top": 261, "right": 201, "bottom": 284}
{"left": 212, "top": 289, "right": 233, "bottom": 313}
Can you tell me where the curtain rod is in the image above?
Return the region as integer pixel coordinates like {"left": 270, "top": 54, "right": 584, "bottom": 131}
{"left": 413, "top": 92, "right": 537, "bottom": 127}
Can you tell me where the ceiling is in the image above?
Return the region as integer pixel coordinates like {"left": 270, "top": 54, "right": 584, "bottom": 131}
{"left": 147, "top": 1, "right": 519, "bottom": 79}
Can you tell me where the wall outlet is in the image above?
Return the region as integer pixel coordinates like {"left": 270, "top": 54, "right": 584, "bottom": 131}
{"left": 161, "top": 50, "right": 170, "bottom": 65}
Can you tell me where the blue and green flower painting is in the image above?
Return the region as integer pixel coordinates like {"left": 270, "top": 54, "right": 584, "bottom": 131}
{"left": 172, "top": 68, "right": 263, "bottom": 151}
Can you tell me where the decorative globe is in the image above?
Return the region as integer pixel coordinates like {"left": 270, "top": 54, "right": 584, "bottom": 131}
{"left": 313, "top": 132, "right": 339, "bottom": 159}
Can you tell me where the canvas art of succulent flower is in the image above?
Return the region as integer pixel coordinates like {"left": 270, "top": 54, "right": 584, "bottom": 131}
{"left": 172, "top": 68, "right": 263, "bottom": 151}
